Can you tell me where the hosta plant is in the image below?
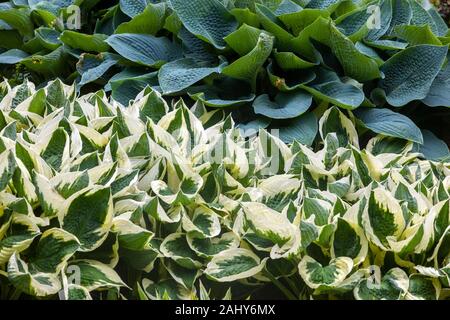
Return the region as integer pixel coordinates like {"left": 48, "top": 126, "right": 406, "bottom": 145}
{"left": 0, "top": 79, "right": 449, "bottom": 300}
{"left": 0, "top": 0, "right": 450, "bottom": 149}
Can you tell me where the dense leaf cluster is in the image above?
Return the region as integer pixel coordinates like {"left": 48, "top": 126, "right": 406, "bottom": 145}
{"left": 0, "top": 0, "right": 450, "bottom": 153}
{"left": 0, "top": 80, "right": 449, "bottom": 300}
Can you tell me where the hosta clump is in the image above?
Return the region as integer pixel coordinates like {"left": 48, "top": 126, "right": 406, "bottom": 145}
{"left": 1, "top": 0, "right": 450, "bottom": 150}
{"left": 0, "top": 79, "right": 449, "bottom": 300}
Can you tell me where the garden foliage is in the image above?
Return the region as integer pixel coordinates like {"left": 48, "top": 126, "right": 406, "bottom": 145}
{"left": 0, "top": 0, "right": 450, "bottom": 154}
{"left": 0, "top": 80, "right": 449, "bottom": 300}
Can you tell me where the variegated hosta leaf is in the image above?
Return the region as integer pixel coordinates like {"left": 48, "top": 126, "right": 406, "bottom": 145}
{"left": 354, "top": 267, "right": 409, "bottom": 300}
{"left": 151, "top": 174, "right": 203, "bottom": 205}
{"left": 0, "top": 214, "right": 40, "bottom": 265}
{"left": 241, "top": 202, "right": 297, "bottom": 246}
{"left": 362, "top": 186, "right": 406, "bottom": 251}
{"left": 142, "top": 278, "right": 195, "bottom": 300}
{"left": 66, "top": 285, "right": 93, "bottom": 300}
{"left": 187, "top": 232, "right": 240, "bottom": 258}
{"left": 319, "top": 107, "right": 359, "bottom": 148}
{"left": 62, "top": 186, "right": 113, "bottom": 252}
{"left": 204, "top": 248, "right": 267, "bottom": 282}
{"left": 0, "top": 78, "right": 449, "bottom": 300}
{"left": 163, "top": 259, "right": 201, "bottom": 289}
{"left": 331, "top": 217, "right": 368, "bottom": 266}
{"left": 298, "top": 255, "right": 354, "bottom": 289}
{"left": 7, "top": 228, "right": 79, "bottom": 297}
{"left": 0, "top": 150, "right": 16, "bottom": 192}
{"left": 67, "top": 260, "right": 127, "bottom": 291}
{"left": 8, "top": 253, "right": 62, "bottom": 297}
{"left": 160, "top": 233, "right": 203, "bottom": 269}
{"left": 182, "top": 205, "right": 221, "bottom": 239}
{"left": 405, "top": 274, "right": 440, "bottom": 300}
{"left": 112, "top": 217, "right": 158, "bottom": 272}
{"left": 257, "top": 174, "right": 302, "bottom": 211}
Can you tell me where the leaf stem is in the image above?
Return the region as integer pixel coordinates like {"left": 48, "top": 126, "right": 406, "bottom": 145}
{"left": 264, "top": 271, "right": 297, "bottom": 300}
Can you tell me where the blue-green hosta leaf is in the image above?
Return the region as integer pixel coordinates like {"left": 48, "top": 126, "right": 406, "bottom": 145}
{"left": 273, "top": 50, "right": 319, "bottom": 70}
{"left": 187, "top": 232, "right": 240, "bottom": 258}
{"left": 204, "top": 248, "right": 267, "bottom": 282}
{"left": 253, "top": 90, "right": 312, "bottom": 119}
{"left": 379, "top": 45, "right": 448, "bottom": 107}
{"left": 354, "top": 267, "right": 409, "bottom": 300}
{"left": 160, "top": 233, "right": 203, "bottom": 270}
{"left": 0, "top": 214, "right": 40, "bottom": 265}
{"left": 111, "top": 72, "right": 159, "bottom": 106}
{"left": 365, "top": 0, "right": 393, "bottom": 41}
{"left": 387, "top": 0, "right": 412, "bottom": 34}
{"left": 329, "top": 22, "right": 381, "bottom": 82}
{"left": 410, "top": 0, "right": 439, "bottom": 34}
{"left": 0, "top": 49, "right": 29, "bottom": 64}
{"left": 298, "top": 255, "right": 354, "bottom": 289}
{"left": 364, "top": 39, "right": 408, "bottom": 50}
{"left": 119, "top": 0, "right": 152, "bottom": 17}
{"left": 222, "top": 32, "right": 274, "bottom": 88}
{"left": 21, "top": 47, "right": 68, "bottom": 78}
{"left": 393, "top": 25, "right": 441, "bottom": 46}
{"left": 168, "top": 0, "right": 238, "bottom": 49}
{"left": 77, "top": 53, "right": 120, "bottom": 87}
{"left": 116, "top": 2, "right": 167, "bottom": 35}
{"left": 418, "top": 130, "right": 450, "bottom": 162}
{"left": 355, "top": 108, "right": 423, "bottom": 144}
{"left": 273, "top": 0, "right": 302, "bottom": 16}
{"left": 67, "top": 260, "right": 127, "bottom": 291}
{"left": 306, "top": 0, "right": 341, "bottom": 10}
{"left": 188, "top": 82, "right": 256, "bottom": 107}
{"left": 159, "top": 58, "right": 225, "bottom": 95}
{"left": 241, "top": 202, "right": 297, "bottom": 246}
{"left": 331, "top": 217, "right": 368, "bottom": 265}
{"left": 335, "top": 5, "right": 372, "bottom": 37}
{"left": 60, "top": 31, "right": 110, "bottom": 52}
{"left": 291, "top": 16, "right": 380, "bottom": 82}
{"left": 62, "top": 186, "right": 113, "bottom": 252}
{"left": 278, "top": 112, "right": 319, "bottom": 146}
{"left": 237, "top": 117, "right": 271, "bottom": 138}
{"left": 279, "top": 9, "right": 330, "bottom": 36}
{"left": 255, "top": 3, "right": 294, "bottom": 51}
{"left": 302, "top": 69, "right": 365, "bottom": 110}
{"left": 106, "top": 33, "right": 182, "bottom": 67}
{"left": 362, "top": 187, "right": 406, "bottom": 250}
{"left": 224, "top": 23, "right": 265, "bottom": 56}
{"left": 428, "top": 6, "right": 449, "bottom": 37}
{"left": 422, "top": 61, "right": 450, "bottom": 107}
{"left": 0, "top": 8, "right": 33, "bottom": 37}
